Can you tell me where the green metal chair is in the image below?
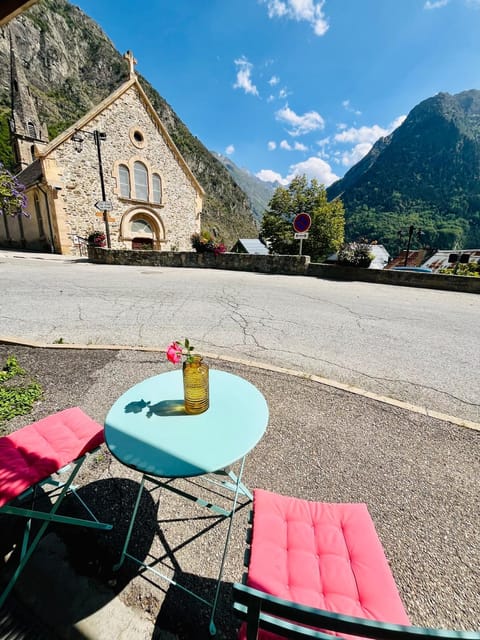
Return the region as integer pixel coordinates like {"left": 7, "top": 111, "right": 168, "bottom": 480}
{"left": 0, "top": 407, "right": 112, "bottom": 608}
{"left": 233, "top": 583, "right": 480, "bottom": 640}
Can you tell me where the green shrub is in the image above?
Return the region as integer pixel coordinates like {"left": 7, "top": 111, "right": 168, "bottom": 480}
{"left": 337, "top": 242, "right": 374, "bottom": 267}
{"left": 0, "top": 356, "right": 43, "bottom": 427}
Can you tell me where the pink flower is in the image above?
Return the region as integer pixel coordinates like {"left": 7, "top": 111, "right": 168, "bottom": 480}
{"left": 166, "top": 341, "right": 182, "bottom": 364}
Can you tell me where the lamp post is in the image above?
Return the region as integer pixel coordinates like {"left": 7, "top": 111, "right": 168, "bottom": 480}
{"left": 398, "top": 225, "right": 423, "bottom": 266}
{"left": 71, "top": 129, "right": 111, "bottom": 248}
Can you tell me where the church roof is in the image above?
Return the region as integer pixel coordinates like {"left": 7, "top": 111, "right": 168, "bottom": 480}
{"left": 35, "top": 75, "right": 205, "bottom": 197}
{"left": 16, "top": 158, "right": 42, "bottom": 188}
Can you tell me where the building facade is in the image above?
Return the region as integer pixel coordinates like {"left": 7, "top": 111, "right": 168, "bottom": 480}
{"left": 1, "top": 50, "right": 204, "bottom": 255}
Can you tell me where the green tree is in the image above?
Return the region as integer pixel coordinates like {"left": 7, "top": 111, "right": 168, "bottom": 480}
{"left": 261, "top": 175, "right": 345, "bottom": 261}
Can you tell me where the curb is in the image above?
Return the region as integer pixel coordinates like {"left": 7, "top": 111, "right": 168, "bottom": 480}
{"left": 1, "top": 336, "right": 478, "bottom": 433}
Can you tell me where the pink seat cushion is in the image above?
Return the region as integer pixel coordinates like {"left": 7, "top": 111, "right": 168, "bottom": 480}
{"left": 0, "top": 407, "right": 104, "bottom": 509}
{"left": 240, "top": 489, "right": 410, "bottom": 639}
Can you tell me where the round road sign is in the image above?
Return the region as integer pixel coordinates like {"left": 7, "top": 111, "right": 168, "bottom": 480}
{"left": 293, "top": 213, "right": 312, "bottom": 233}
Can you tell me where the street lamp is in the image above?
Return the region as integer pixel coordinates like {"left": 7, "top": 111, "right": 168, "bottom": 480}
{"left": 71, "top": 129, "right": 111, "bottom": 248}
{"left": 398, "top": 225, "right": 423, "bottom": 266}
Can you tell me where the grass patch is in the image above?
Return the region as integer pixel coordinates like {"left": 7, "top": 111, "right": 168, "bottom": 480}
{"left": 0, "top": 356, "right": 43, "bottom": 428}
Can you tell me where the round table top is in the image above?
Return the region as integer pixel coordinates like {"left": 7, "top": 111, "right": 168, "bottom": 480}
{"left": 104, "top": 369, "right": 269, "bottom": 478}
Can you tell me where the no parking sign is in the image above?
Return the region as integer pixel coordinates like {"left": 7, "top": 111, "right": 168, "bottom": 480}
{"left": 293, "top": 213, "right": 311, "bottom": 255}
{"left": 293, "top": 213, "right": 312, "bottom": 233}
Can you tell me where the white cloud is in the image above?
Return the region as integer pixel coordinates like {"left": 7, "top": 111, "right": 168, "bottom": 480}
{"left": 278, "top": 88, "right": 289, "bottom": 99}
{"left": 225, "top": 144, "right": 235, "bottom": 155}
{"left": 342, "top": 98, "right": 362, "bottom": 116}
{"left": 334, "top": 115, "right": 406, "bottom": 145}
{"left": 390, "top": 115, "right": 407, "bottom": 129}
{"left": 269, "top": 75, "right": 280, "bottom": 85}
{"left": 340, "top": 143, "right": 372, "bottom": 166}
{"left": 256, "top": 168, "right": 287, "bottom": 184}
{"left": 261, "top": 0, "right": 329, "bottom": 36}
{"left": 286, "top": 156, "right": 339, "bottom": 185}
{"left": 334, "top": 115, "right": 406, "bottom": 167}
{"left": 335, "top": 124, "right": 389, "bottom": 144}
{"left": 233, "top": 57, "right": 259, "bottom": 96}
{"left": 268, "top": 141, "right": 277, "bottom": 150}
{"left": 256, "top": 155, "right": 338, "bottom": 187}
{"left": 294, "top": 141, "right": 308, "bottom": 151}
{"left": 424, "top": 0, "right": 449, "bottom": 8}
{"left": 280, "top": 139, "right": 292, "bottom": 150}
{"left": 275, "top": 105, "right": 325, "bottom": 136}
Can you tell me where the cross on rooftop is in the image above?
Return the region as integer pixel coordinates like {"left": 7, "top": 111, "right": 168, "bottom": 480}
{"left": 124, "top": 50, "right": 137, "bottom": 78}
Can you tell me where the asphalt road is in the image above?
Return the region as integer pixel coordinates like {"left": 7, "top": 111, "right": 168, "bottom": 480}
{"left": 0, "top": 251, "right": 479, "bottom": 423}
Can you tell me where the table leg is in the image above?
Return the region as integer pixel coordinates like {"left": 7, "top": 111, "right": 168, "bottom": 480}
{"left": 112, "top": 459, "right": 248, "bottom": 636}
{"left": 113, "top": 473, "right": 146, "bottom": 571}
{"left": 208, "top": 455, "right": 246, "bottom": 636}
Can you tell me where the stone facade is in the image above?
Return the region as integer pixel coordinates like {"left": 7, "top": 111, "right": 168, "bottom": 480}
{"left": 1, "top": 69, "right": 204, "bottom": 256}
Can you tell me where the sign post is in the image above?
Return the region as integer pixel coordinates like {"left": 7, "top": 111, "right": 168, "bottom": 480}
{"left": 293, "top": 213, "right": 312, "bottom": 256}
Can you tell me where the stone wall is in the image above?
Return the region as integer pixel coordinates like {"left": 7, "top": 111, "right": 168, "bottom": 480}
{"left": 88, "top": 247, "right": 310, "bottom": 275}
{"left": 307, "top": 263, "right": 480, "bottom": 293}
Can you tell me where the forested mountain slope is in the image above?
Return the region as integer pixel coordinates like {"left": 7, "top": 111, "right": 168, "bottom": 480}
{"left": 327, "top": 90, "right": 480, "bottom": 253}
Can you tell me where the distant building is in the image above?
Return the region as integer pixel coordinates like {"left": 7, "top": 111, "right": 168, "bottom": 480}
{"left": 422, "top": 249, "right": 480, "bottom": 273}
{"left": 384, "top": 248, "right": 434, "bottom": 270}
{"left": 1, "top": 46, "right": 204, "bottom": 255}
{"left": 230, "top": 238, "right": 269, "bottom": 255}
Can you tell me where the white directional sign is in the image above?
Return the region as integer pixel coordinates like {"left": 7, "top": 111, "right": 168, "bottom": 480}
{"left": 95, "top": 200, "right": 113, "bottom": 211}
{"left": 294, "top": 232, "right": 309, "bottom": 239}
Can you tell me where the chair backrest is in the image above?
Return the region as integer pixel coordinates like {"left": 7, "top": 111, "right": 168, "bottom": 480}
{"left": 233, "top": 583, "right": 480, "bottom": 640}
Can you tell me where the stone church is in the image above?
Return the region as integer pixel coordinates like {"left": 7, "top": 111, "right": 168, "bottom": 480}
{"left": 1, "top": 47, "right": 204, "bottom": 255}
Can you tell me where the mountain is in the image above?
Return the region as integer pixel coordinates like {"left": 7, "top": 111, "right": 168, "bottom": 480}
{"left": 327, "top": 90, "right": 480, "bottom": 253}
{"left": 213, "top": 153, "right": 277, "bottom": 225}
{"left": 0, "top": 0, "right": 258, "bottom": 247}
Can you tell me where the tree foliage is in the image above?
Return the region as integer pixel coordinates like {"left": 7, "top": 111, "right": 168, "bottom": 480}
{"left": 0, "top": 164, "right": 27, "bottom": 217}
{"left": 261, "top": 175, "right": 345, "bottom": 261}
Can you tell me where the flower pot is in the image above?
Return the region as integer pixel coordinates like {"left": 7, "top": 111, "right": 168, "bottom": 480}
{"left": 182, "top": 356, "right": 209, "bottom": 414}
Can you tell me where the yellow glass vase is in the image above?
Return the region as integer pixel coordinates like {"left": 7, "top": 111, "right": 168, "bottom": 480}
{"left": 182, "top": 356, "right": 209, "bottom": 414}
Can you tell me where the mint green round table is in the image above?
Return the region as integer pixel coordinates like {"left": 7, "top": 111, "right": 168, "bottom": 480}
{"left": 104, "top": 369, "right": 269, "bottom": 635}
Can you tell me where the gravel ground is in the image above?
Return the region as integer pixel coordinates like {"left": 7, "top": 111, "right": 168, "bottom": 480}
{"left": 0, "top": 344, "right": 478, "bottom": 639}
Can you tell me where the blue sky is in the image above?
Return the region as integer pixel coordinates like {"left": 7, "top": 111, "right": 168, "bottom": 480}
{"left": 73, "top": 0, "right": 480, "bottom": 187}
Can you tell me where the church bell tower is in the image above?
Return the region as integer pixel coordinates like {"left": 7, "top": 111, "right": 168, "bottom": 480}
{"left": 9, "top": 29, "right": 49, "bottom": 173}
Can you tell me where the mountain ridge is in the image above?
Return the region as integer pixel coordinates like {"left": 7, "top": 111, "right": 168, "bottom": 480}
{"left": 327, "top": 89, "right": 480, "bottom": 253}
{"left": 212, "top": 152, "right": 276, "bottom": 224}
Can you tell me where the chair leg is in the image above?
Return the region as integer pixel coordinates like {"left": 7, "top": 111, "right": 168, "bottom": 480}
{"left": 0, "top": 455, "right": 111, "bottom": 608}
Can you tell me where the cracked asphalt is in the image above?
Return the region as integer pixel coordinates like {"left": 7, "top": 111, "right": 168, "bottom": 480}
{"left": 0, "top": 251, "right": 479, "bottom": 424}
{"left": 0, "top": 343, "right": 478, "bottom": 640}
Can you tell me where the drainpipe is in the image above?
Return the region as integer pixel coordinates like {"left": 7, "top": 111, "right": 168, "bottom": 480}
{"left": 37, "top": 183, "right": 55, "bottom": 253}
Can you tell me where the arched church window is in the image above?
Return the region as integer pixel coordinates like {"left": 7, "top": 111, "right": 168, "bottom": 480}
{"left": 134, "top": 161, "right": 148, "bottom": 200}
{"left": 119, "top": 164, "right": 130, "bottom": 197}
{"left": 152, "top": 173, "right": 162, "bottom": 204}
{"left": 27, "top": 122, "right": 36, "bottom": 138}
{"left": 131, "top": 218, "right": 153, "bottom": 235}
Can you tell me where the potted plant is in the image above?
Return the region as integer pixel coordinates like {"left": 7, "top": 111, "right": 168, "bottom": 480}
{"left": 87, "top": 231, "right": 106, "bottom": 248}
